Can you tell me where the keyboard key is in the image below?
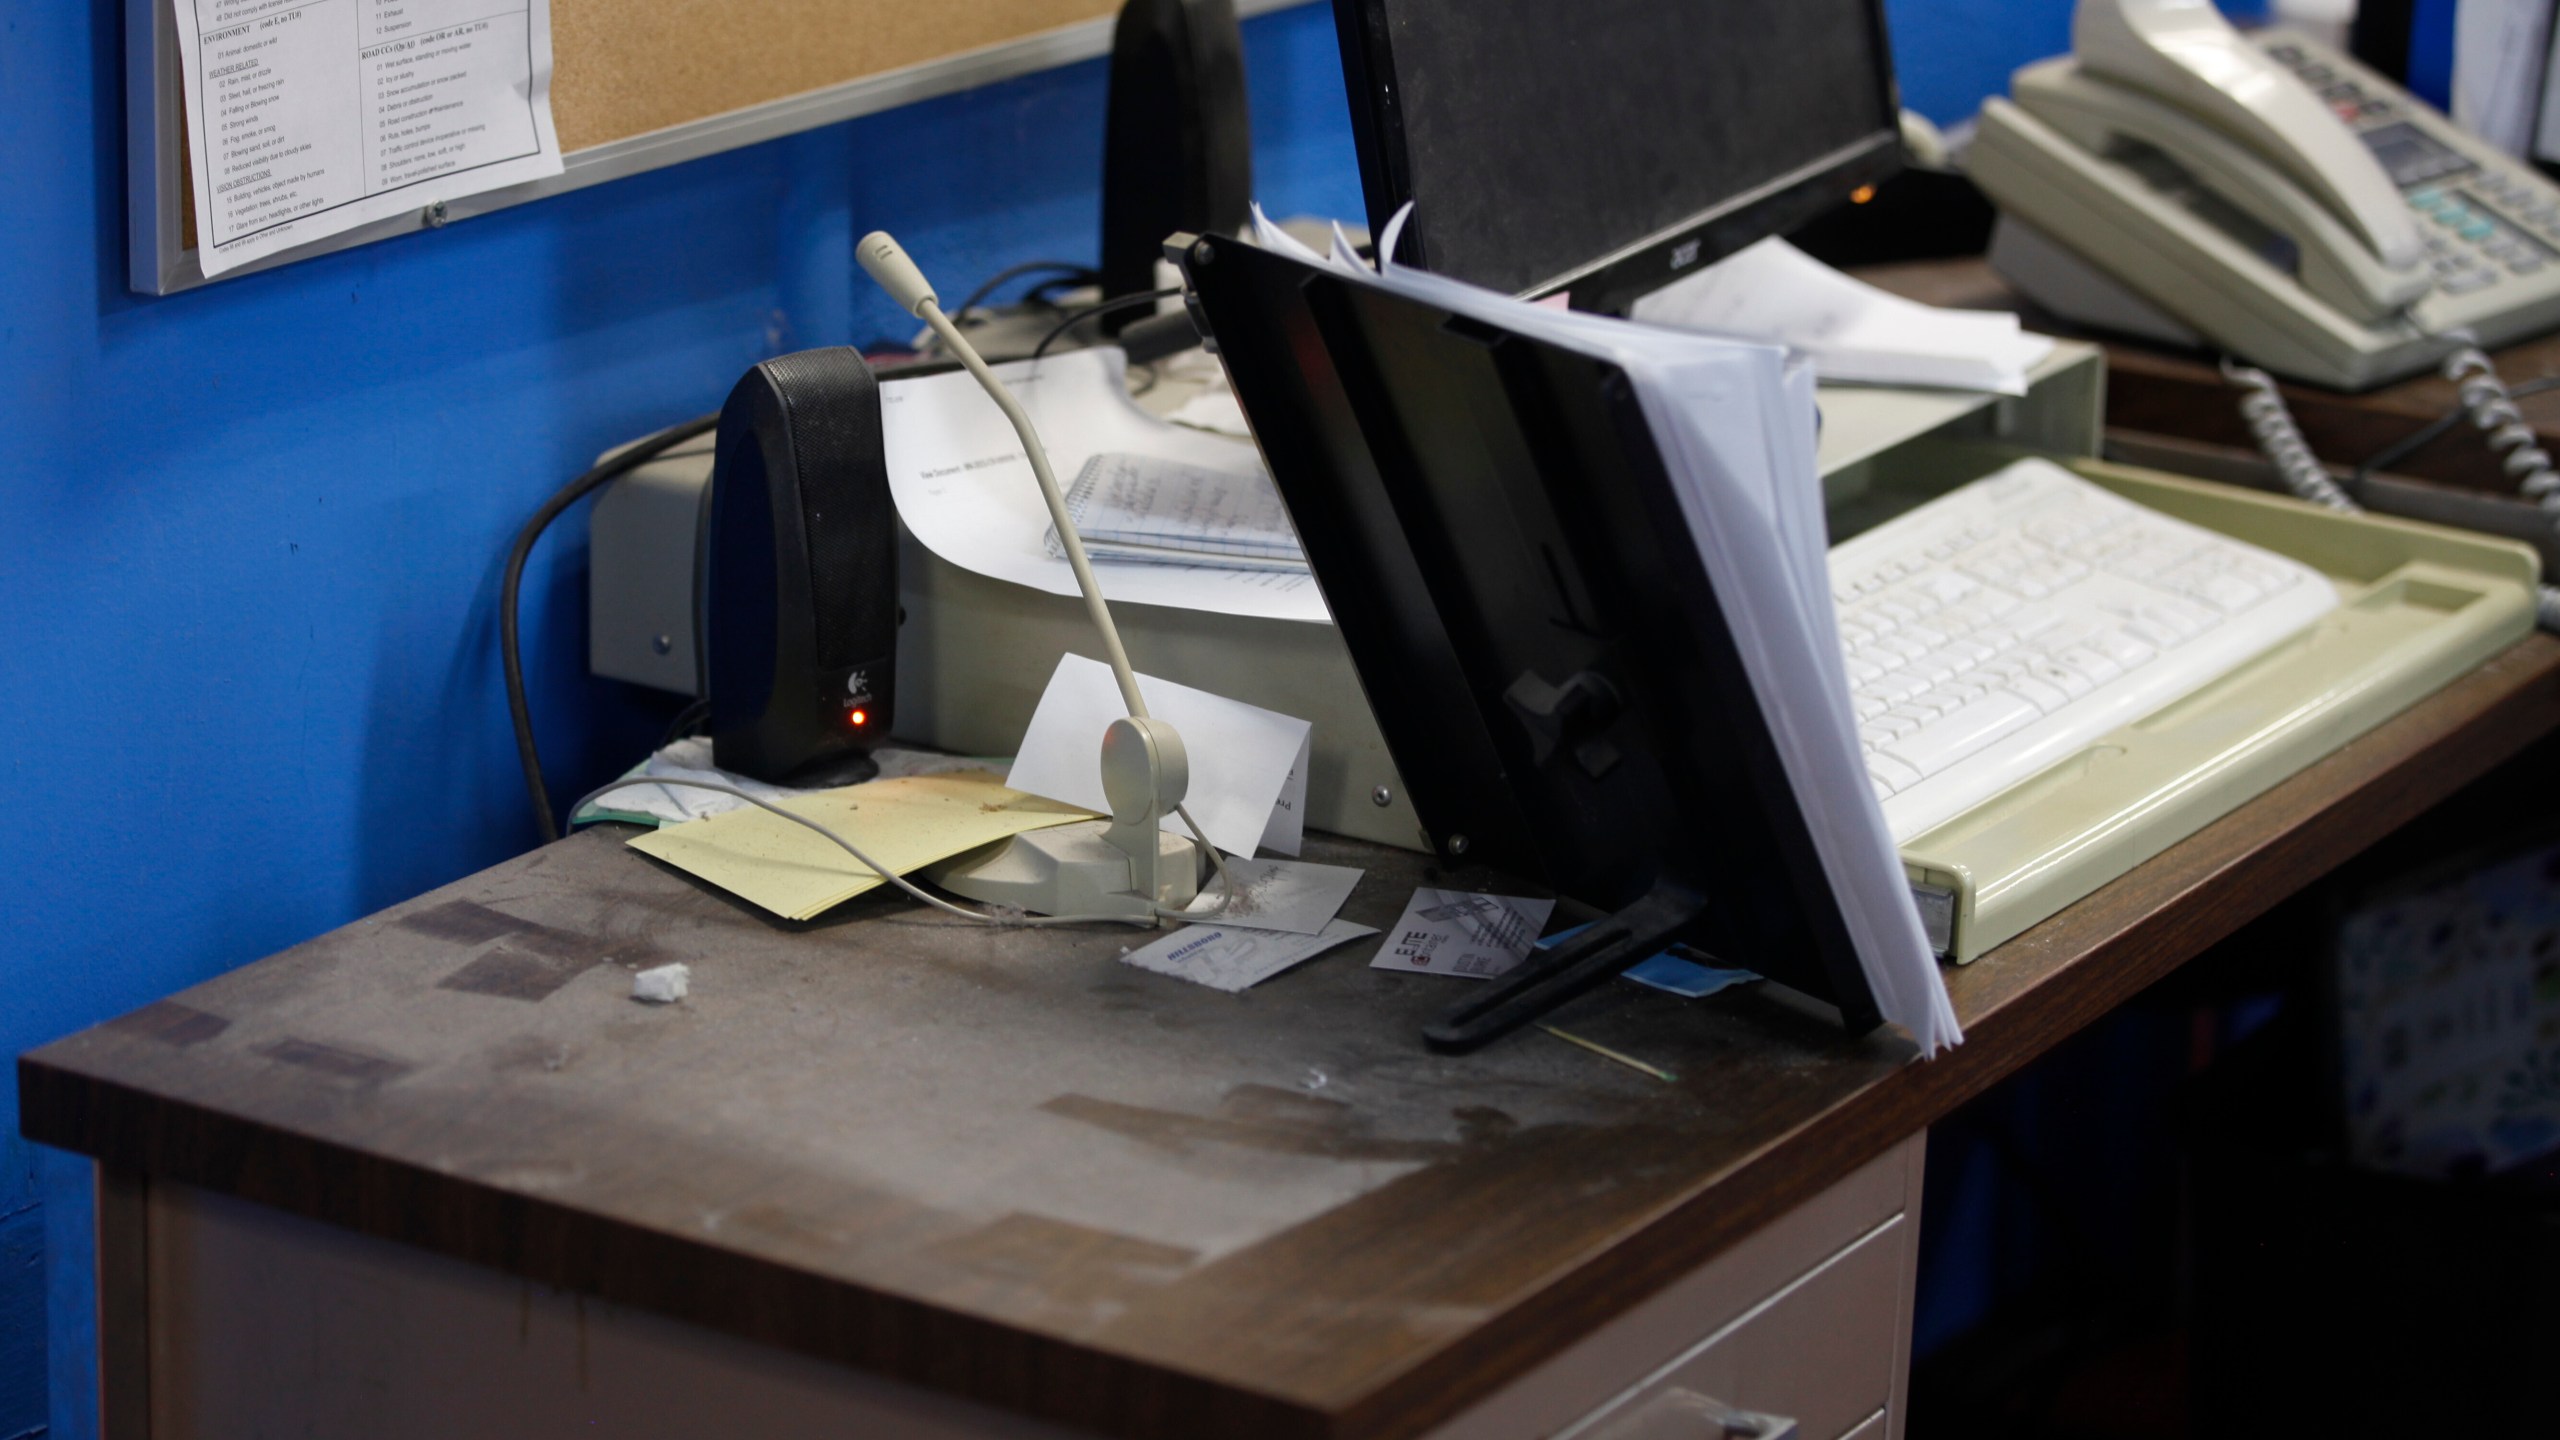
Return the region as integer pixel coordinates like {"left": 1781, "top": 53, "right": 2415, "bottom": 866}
{"left": 2053, "top": 645, "right": 2123, "bottom": 686}
{"left": 1868, "top": 753, "right": 1924, "bottom": 792}
{"left": 1943, "top": 638, "right": 1997, "bottom": 670}
{"left": 1869, "top": 672, "right": 1927, "bottom": 705}
{"left": 2120, "top": 614, "right": 2179, "bottom": 648}
{"left": 2140, "top": 601, "right": 2212, "bottom": 638}
{"left": 1878, "top": 693, "right": 2041, "bottom": 776}
{"left": 2190, "top": 574, "right": 2265, "bottom": 612}
{"left": 2008, "top": 675, "right": 2071, "bottom": 713}
{"left": 2031, "top": 659, "right": 2094, "bottom": 699}
{"left": 2086, "top": 629, "right": 2157, "bottom": 670}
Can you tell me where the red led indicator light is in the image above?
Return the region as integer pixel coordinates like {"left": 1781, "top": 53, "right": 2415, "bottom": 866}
{"left": 848, "top": 708, "right": 869, "bottom": 727}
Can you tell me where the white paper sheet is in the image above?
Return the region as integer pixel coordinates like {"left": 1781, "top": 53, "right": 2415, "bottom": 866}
{"left": 1182, "top": 857, "right": 1363, "bottom": 936}
{"left": 1121, "top": 917, "right": 1378, "bottom": 993}
{"left": 1631, "top": 238, "right": 2052, "bottom": 395}
{"left": 1167, "top": 388, "right": 1254, "bottom": 438}
{"left": 1255, "top": 734, "right": 1310, "bottom": 855}
{"left": 171, "top": 0, "right": 564, "bottom": 277}
{"left": 1370, "top": 890, "right": 1558, "bottom": 979}
{"left": 1005, "top": 654, "right": 1313, "bottom": 859}
{"left": 881, "top": 348, "right": 1329, "bottom": 623}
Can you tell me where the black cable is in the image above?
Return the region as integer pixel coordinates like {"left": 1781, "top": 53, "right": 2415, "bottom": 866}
{"left": 502, "top": 413, "right": 719, "bottom": 845}
{"left": 1025, "top": 273, "right": 1094, "bottom": 305}
{"left": 1028, "top": 288, "right": 1184, "bottom": 361}
{"left": 658, "top": 695, "right": 711, "bottom": 750}
{"left": 2352, "top": 407, "right": 2469, "bottom": 491}
{"left": 2352, "top": 373, "right": 2560, "bottom": 489}
{"left": 951, "top": 260, "right": 1098, "bottom": 320}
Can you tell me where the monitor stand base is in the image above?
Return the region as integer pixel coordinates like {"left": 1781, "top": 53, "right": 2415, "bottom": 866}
{"left": 1423, "top": 882, "right": 1709, "bottom": 1054}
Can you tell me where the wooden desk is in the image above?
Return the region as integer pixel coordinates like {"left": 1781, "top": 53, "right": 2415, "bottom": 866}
{"left": 1856, "top": 256, "right": 2560, "bottom": 495}
{"left": 22, "top": 636, "right": 2560, "bottom": 1440}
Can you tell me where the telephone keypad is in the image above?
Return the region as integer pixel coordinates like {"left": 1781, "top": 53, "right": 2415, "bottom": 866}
{"left": 2407, "top": 185, "right": 2558, "bottom": 288}
{"left": 2264, "top": 32, "right": 2560, "bottom": 298}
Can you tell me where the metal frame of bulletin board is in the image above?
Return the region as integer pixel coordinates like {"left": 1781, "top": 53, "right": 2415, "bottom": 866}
{"left": 127, "top": 0, "right": 1309, "bottom": 295}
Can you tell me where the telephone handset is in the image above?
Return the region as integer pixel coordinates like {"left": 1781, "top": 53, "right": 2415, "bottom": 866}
{"left": 2076, "top": 0, "right": 2424, "bottom": 270}
{"left": 1972, "top": 0, "right": 2560, "bottom": 391}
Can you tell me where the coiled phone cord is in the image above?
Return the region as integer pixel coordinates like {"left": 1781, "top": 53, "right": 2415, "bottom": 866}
{"left": 2440, "top": 342, "right": 2560, "bottom": 517}
{"left": 2220, "top": 356, "right": 2560, "bottom": 632}
{"left": 2221, "top": 360, "right": 2358, "bottom": 512}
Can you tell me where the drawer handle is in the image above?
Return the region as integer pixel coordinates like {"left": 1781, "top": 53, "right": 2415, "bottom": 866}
{"left": 1583, "top": 1386, "right": 1800, "bottom": 1440}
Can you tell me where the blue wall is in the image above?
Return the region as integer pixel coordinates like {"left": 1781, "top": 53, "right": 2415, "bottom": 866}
{"left": 0, "top": 1, "right": 2115, "bottom": 1433}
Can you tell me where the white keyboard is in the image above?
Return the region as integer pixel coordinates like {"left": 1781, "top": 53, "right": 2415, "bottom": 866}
{"left": 1831, "top": 461, "right": 2339, "bottom": 842}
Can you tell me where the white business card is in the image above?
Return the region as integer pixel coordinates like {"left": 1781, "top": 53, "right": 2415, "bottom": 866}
{"left": 1369, "top": 889, "right": 1557, "bottom": 979}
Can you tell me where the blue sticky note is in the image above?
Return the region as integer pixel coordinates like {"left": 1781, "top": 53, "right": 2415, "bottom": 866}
{"left": 1622, "top": 951, "right": 1762, "bottom": 999}
{"left": 1536, "top": 925, "right": 1763, "bottom": 999}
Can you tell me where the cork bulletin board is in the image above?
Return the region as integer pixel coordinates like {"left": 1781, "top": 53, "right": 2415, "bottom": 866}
{"left": 546, "top": 0, "right": 1115, "bottom": 151}
{"left": 135, "top": 0, "right": 1305, "bottom": 293}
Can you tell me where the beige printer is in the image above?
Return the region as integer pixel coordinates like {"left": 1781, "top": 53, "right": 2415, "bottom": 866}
{"left": 590, "top": 337, "right": 2537, "bottom": 965}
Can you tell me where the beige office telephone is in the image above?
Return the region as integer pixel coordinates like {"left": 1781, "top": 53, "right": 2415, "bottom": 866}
{"left": 1971, "top": 0, "right": 2560, "bottom": 390}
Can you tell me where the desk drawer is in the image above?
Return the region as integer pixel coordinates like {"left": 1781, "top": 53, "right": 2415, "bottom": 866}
{"left": 1425, "top": 1132, "right": 1924, "bottom": 1440}
{"left": 1567, "top": 1213, "right": 1908, "bottom": 1440}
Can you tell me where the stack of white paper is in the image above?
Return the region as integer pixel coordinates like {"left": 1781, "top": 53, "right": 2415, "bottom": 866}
{"left": 1042, "top": 452, "right": 1310, "bottom": 574}
{"left": 1630, "top": 238, "right": 2054, "bottom": 396}
{"left": 1253, "top": 207, "right": 1962, "bottom": 1056}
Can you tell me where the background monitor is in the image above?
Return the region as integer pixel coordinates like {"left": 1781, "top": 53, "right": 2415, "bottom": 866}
{"left": 1332, "top": 0, "right": 1905, "bottom": 313}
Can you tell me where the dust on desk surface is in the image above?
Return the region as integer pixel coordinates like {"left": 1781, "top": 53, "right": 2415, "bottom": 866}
{"left": 34, "top": 827, "right": 1912, "bottom": 1380}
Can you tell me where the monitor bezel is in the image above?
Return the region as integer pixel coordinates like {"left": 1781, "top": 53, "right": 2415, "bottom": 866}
{"left": 1331, "top": 0, "right": 1907, "bottom": 315}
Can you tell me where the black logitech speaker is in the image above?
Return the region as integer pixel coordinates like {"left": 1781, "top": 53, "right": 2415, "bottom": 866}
{"left": 703, "top": 348, "right": 897, "bottom": 784}
{"left": 1098, "top": 0, "right": 1253, "bottom": 327}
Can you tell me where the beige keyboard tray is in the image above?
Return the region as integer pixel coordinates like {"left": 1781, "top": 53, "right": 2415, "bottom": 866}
{"left": 1872, "top": 444, "right": 2542, "bottom": 965}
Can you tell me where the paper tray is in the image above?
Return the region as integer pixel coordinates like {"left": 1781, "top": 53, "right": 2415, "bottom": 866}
{"left": 1880, "top": 444, "right": 2542, "bottom": 964}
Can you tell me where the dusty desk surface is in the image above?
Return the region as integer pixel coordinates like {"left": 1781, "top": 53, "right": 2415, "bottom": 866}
{"left": 22, "top": 636, "right": 2560, "bottom": 1440}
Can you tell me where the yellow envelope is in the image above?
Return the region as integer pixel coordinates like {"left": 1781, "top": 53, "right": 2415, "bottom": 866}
{"left": 629, "top": 769, "right": 1092, "bottom": 921}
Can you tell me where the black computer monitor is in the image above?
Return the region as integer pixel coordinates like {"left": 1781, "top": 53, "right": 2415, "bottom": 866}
{"left": 1333, "top": 0, "right": 1904, "bottom": 312}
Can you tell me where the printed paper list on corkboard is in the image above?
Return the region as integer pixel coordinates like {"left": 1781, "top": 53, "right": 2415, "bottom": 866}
{"left": 181, "top": 0, "right": 1120, "bottom": 252}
